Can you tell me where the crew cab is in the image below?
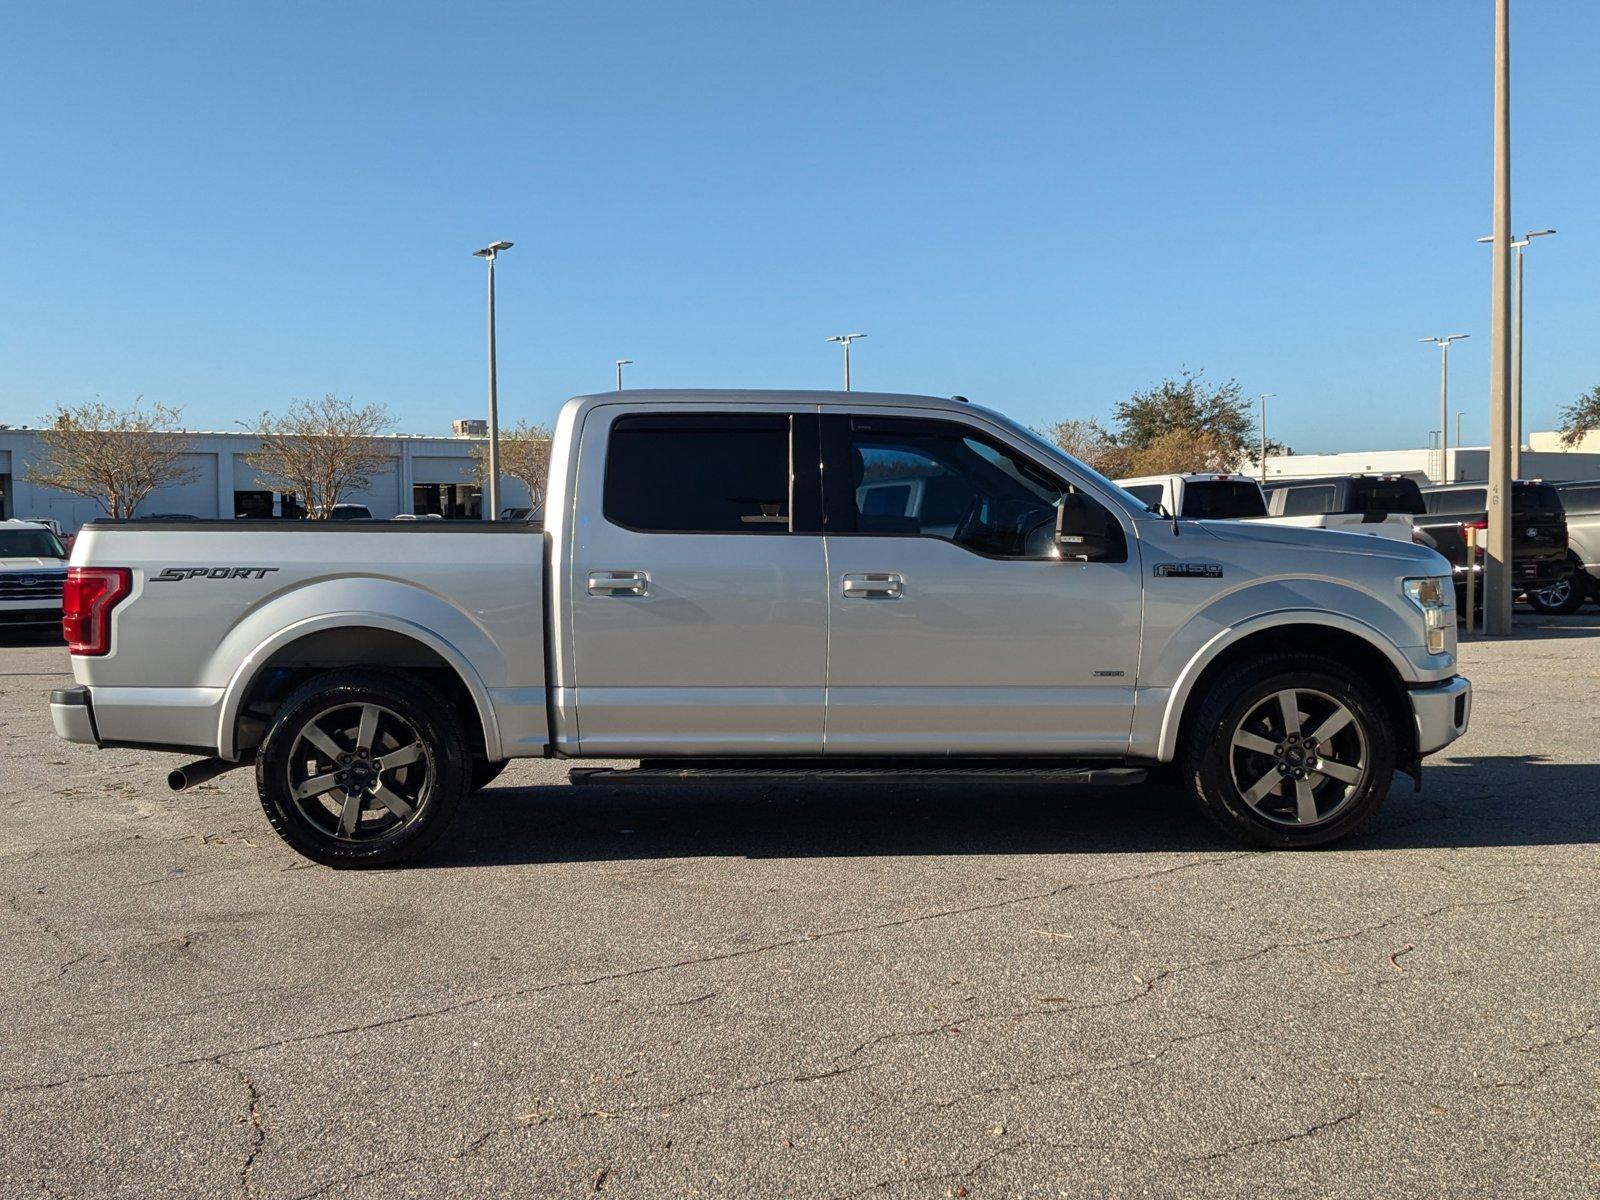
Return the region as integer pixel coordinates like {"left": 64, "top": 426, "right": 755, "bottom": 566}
{"left": 1115, "top": 473, "right": 1269, "bottom": 520}
{"left": 50, "top": 390, "right": 1471, "bottom": 866}
{"left": 0, "top": 519, "right": 69, "bottom": 629}
{"left": 1417, "top": 480, "right": 1570, "bottom": 603}
{"left": 1260, "top": 474, "right": 1425, "bottom": 542}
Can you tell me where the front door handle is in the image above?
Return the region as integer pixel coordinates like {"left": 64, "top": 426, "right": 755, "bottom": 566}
{"left": 588, "top": 569, "right": 649, "bottom": 596}
{"left": 842, "top": 571, "right": 904, "bottom": 599}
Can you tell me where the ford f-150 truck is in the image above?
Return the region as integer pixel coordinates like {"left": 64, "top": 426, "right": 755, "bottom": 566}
{"left": 50, "top": 390, "right": 1470, "bottom": 866}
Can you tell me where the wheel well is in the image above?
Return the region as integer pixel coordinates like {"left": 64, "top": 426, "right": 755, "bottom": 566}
{"left": 235, "top": 627, "right": 487, "bottom": 757}
{"left": 1175, "top": 625, "right": 1417, "bottom": 775}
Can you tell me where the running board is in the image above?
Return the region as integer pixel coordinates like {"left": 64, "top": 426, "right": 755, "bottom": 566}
{"left": 569, "top": 764, "right": 1148, "bottom": 787}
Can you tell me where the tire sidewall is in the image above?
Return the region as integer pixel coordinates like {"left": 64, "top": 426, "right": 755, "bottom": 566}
{"left": 1186, "top": 657, "right": 1395, "bottom": 849}
{"left": 256, "top": 670, "right": 470, "bottom": 867}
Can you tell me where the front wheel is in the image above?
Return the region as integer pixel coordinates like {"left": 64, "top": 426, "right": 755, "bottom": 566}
{"left": 1182, "top": 654, "right": 1395, "bottom": 849}
{"left": 255, "top": 668, "right": 471, "bottom": 867}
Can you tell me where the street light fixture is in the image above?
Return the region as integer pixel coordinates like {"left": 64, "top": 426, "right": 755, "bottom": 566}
{"left": 1419, "top": 334, "right": 1469, "bottom": 483}
{"left": 472, "top": 240, "right": 514, "bottom": 521}
{"left": 1256, "top": 393, "right": 1275, "bottom": 482}
{"left": 615, "top": 359, "right": 633, "bottom": 391}
{"left": 826, "top": 333, "right": 867, "bottom": 390}
{"left": 1477, "top": 229, "right": 1555, "bottom": 478}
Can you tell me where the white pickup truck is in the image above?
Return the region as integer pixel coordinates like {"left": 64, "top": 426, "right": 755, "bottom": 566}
{"left": 50, "top": 390, "right": 1470, "bottom": 866}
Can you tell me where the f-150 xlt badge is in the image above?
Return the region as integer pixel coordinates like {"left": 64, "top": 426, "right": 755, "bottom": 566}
{"left": 1153, "top": 562, "right": 1223, "bottom": 579}
{"left": 152, "top": 567, "right": 281, "bottom": 581}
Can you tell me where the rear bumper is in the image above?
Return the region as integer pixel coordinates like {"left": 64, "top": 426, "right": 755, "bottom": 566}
{"left": 49, "top": 684, "right": 223, "bottom": 755}
{"left": 1410, "top": 675, "right": 1471, "bottom": 756}
{"left": 51, "top": 686, "right": 99, "bottom": 745}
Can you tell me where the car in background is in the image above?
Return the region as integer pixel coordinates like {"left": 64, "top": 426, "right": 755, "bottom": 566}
{"left": 327, "top": 504, "right": 374, "bottom": 521}
{"left": 1527, "top": 480, "right": 1600, "bottom": 614}
{"left": 137, "top": 513, "right": 201, "bottom": 521}
{"left": 1259, "top": 475, "right": 1425, "bottom": 542}
{"left": 1418, "top": 481, "right": 1570, "bottom": 607}
{"left": 0, "top": 519, "right": 69, "bottom": 631}
{"left": 1115, "top": 473, "right": 1268, "bottom": 520}
{"left": 499, "top": 506, "right": 545, "bottom": 524}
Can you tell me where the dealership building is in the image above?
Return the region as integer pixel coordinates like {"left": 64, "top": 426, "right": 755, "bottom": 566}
{"left": 0, "top": 422, "right": 535, "bottom": 533}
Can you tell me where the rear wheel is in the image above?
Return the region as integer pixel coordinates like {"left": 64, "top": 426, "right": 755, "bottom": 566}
{"left": 1527, "top": 557, "right": 1587, "bottom": 614}
{"left": 1182, "top": 654, "right": 1395, "bottom": 849}
{"left": 256, "top": 668, "right": 470, "bottom": 867}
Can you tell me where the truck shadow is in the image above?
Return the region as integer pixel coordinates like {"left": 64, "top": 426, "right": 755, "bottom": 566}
{"left": 427, "top": 755, "right": 1599, "bottom": 867}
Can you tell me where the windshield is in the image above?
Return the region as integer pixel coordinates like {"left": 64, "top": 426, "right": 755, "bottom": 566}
{"left": 1181, "top": 481, "right": 1267, "bottom": 519}
{"left": 0, "top": 530, "right": 67, "bottom": 559}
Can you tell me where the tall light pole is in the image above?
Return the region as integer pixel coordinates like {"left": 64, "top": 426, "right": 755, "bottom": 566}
{"left": 1257, "top": 393, "right": 1275, "bottom": 481}
{"left": 1484, "top": 0, "right": 1514, "bottom": 636}
{"left": 1420, "top": 335, "right": 1469, "bottom": 483}
{"left": 1477, "top": 229, "right": 1555, "bottom": 478}
{"left": 615, "top": 359, "right": 632, "bottom": 391}
{"left": 1456, "top": 411, "right": 1464, "bottom": 448}
{"left": 826, "top": 333, "right": 866, "bottom": 390}
{"left": 472, "top": 240, "right": 513, "bottom": 521}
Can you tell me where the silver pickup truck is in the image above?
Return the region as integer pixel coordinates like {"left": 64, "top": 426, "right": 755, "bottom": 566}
{"left": 50, "top": 390, "right": 1470, "bottom": 866}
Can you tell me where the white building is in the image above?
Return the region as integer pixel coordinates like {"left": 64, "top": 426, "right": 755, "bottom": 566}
{"left": 1259, "top": 428, "right": 1600, "bottom": 486}
{"left": 0, "top": 427, "right": 534, "bottom": 533}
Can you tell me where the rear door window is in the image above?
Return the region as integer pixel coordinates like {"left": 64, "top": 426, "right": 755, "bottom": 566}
{"left": 604, "top": 413, "right": 792, "bottom": 533}
{"left": 1280, "top": 485, "right": 1336, "bottom": 517}
{"left": 1424, "top": 489, "right": 1486, "bottom": 515}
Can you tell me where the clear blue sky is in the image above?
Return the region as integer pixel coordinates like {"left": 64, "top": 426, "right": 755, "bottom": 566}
{"left": 2, "top": 1, "right": 1596, "bottom": 453}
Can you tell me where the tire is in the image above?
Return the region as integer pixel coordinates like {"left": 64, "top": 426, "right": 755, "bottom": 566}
{"left": 1181, "top": 653, "right": 1395, "bottom": 849}
{"left": 470, "top": 758, "right": 508, "bottom": 793}
{"left": 1527, "top": 557, "right": 1587, "bottom": 615}
{"left": 255, "top": 668, "right": 471, "bottom": 867}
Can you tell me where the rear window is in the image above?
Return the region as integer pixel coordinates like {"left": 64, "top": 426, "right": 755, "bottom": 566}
{"left": 1348, "top": 479, "right": 1425, "bottom": 516}
{"left": 1424, "top": 489, "right": 1485, "bottom": 515}
{"left": 604, "top": 413, "right": 791, "bottom": 533}
{"left": 1514, "top": 483, "right": 1562, "bottom": 516}
{"left": 1181, "top": 481, "right": 1267, "bottom": 519}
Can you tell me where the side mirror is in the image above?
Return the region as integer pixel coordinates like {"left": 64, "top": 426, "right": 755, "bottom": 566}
{"left": 1055, "top": 492, "right": 1113, "bottom": 561}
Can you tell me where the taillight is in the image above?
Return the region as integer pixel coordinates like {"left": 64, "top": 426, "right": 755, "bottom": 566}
{"left": 1460, "top": 520, "right": 1487, "bottom": 557}
{"left": 63, "top": 567, "right": 132, "bottom": 656}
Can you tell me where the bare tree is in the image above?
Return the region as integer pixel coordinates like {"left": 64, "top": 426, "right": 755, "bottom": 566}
{"left": 1038, "top": 418, "right": 1132, "bottom": 479}
{"left": 244, "top": 395, "right": 394, "bottom": 518}
{"left": 471, "top": 420, "right": 553, "bottom": 510}
{"left": 24, "top": 398, "right": 197, "bottom": 518}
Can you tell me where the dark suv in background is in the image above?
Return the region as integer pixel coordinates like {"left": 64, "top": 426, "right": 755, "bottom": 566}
{"left": 1526, "top": 480, "right": 1600, "bottom": 613}
{"left": 1418, "top": 481, "right": 1570, "bottom": 607}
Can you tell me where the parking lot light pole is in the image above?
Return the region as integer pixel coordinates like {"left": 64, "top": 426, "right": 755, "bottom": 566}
{"left": 1420, "top": 335, "right": 1469, "bottom": 483}
{"left": 473, "top": 240, "right": 514, "bottom": 521}
{"left": 1484, "top": 0, "right": 1514, "bottom": 637}
{"left": 1478, "top": 229, "right": 1555, "bottom": 479}
{"left": 615, "top": 359, "right": 632, "bottom": 391}
{"left": 826, "top": 333, "right": 866, "bottom": 390}
{"left": 1257, "top": 393, "right": 1275, "bottom": 482}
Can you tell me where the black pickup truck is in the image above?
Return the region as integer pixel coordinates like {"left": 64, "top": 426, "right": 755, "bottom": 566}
{"left": 1417, "top": 481, "right": 1570, "bottom": 601}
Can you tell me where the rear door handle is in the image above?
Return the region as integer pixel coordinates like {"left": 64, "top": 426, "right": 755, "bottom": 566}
{"left": 588, "top": 569, "right": 649, "bottom": 596}
{"left": 842, "top": 571, "right": 904, "bottom": 599}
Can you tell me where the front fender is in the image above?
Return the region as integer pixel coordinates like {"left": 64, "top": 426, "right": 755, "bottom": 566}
{"left": 209, "top": 578, "right": 506, "bottom": 761}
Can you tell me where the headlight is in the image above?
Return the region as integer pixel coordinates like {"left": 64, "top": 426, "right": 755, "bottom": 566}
{"left": 1404, "top": 576, "right": 1453, "bottom": 655}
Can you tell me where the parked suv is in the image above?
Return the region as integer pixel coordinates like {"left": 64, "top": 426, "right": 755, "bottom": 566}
{"left": 0, "top": 519, "right": 70, "bottom": 630}
{"left": 1418, "top": 481, "right": 1570, "bottom": 603}
{"left": 1260, "top": 475, "right": 1425, "bottom": 542}
{"left": 1527, "top": 480, "right": 1600, "bottom": 614}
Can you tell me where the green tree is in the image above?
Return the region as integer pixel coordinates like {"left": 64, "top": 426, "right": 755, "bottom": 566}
{"left": 1559, "top": 384, "right": 1600, "bottom": 447}
{"left": 1112, "top": 369, "right": 1253, "bottom": 462}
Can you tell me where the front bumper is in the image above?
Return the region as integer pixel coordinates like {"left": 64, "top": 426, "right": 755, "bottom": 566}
{"left": 1409, "top": 675, "right": 1471, "bottom": 756}
{"left": 51, "top": 686, "right": 99, "bottom": 745}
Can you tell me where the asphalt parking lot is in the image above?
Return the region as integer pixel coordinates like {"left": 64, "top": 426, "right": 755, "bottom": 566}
{"left": 1, "top": 620, "right": 1596, "bottom": 1199}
